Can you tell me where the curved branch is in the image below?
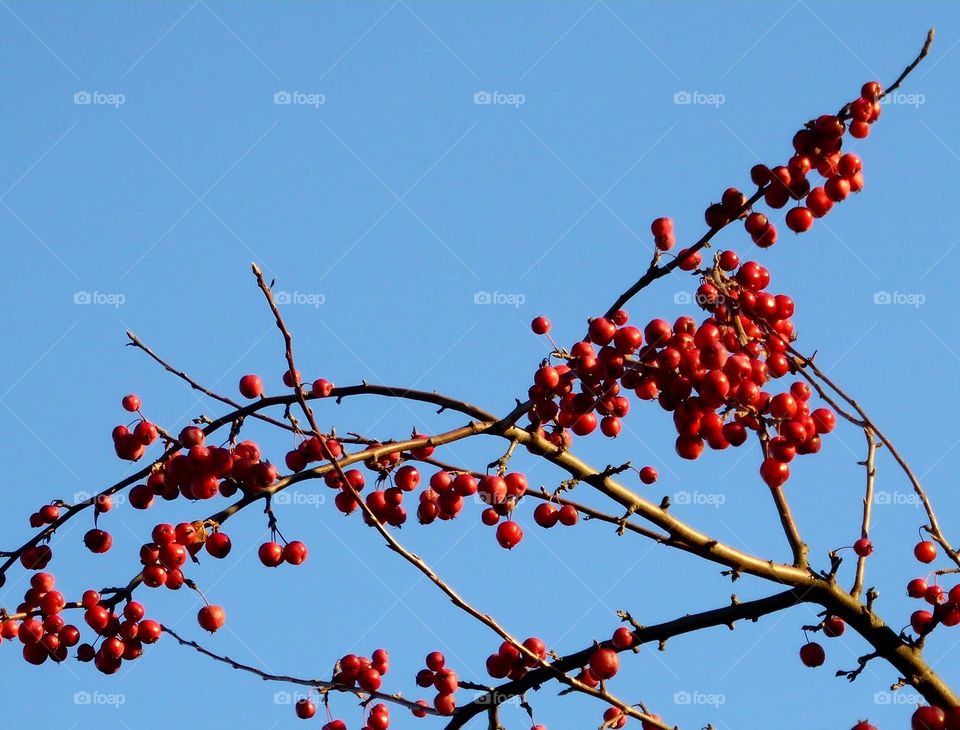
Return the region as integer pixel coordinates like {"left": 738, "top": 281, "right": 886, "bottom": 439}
{"left": 162, "top": 624, "right": 437, "bottom": 715}
{"left": 447, "top": 589, "right": 809, "bottom": 729}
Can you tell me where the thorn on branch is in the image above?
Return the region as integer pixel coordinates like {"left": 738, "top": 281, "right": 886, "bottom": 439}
{"left": 599, "top": 462, "right": 632, "bottom": 478}
{"left": 836, "top": 651, "right": 880, "bottom": 682}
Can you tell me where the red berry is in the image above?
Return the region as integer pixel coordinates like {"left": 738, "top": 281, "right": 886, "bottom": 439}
{"left": 638, "top": 466, "right": 658, "bottom": 485}
{"left": 197, "top": 605, "right": 225, "bottom": 632}
{"left": 861, "top": 81, "right": 882, "bottom": 101}
{"left": 239, "top": 374, "right": 263, "bottom": 399}
{"left": 589, "top": 647, "right": 619, "bottom": 679}
{"left": 853, "top": 538, "right": 873, "bottom": 557}
{"left": 434, "top": 667, "right": 458, "bottom": 694}
{"left": 179, "top": 426, "right": 205, "bottom": 448}
{"left": 495, "top": 521, "right": 523, "bottom": 549}
{"left": 588, "top": 317, "right": 616, "bottom": 346}
{"left": 311, "top": 378, "right": 334, "bottom": 397}
{"left": 915, "top": 540, "right": 938, "bottom": 564}
{"left": 283, "top": 540, "right": 308, "bottom": 566}
{"left": 83, "top": 529, "right": 112, "bottom": 554}
{"left": 531, "top": 317, "right": 551, "bottom": 335}
{"left": 533, "top": 503, "right": 559, "bottom": 528}
{"left": 912, "top": 706, "right": 946, "bottom": 730}
{"left": 295, "top": 699, "right": 316, "bottom": 719}
{"left": 823, "top": 616, "right": 845, "bottom": 637}
{"left": 911, "top": 610, "right": 935, "bottom": 635}
{"left": 395, "top": 465, "right": 420, "bottom": 491}
{"left": 612, "top": 627, "right": 634, "bottom": 649}
{"left": 481, "top": 508, "right": 500, "bottom": 526}
{"left": 799, "top": 642, "right": 825, "bottom": 667}
{"left": 258, "top": 541, "right": 284, "bottom": 567}
{"left": 760, "top": 458, "right": 790, "bottom": 488}
{"left": 358, "top": 667, "right": 382, "bottom": 692}
{"left": 650, "top": 216, "right": 673, "bottom": 237}
{"left": 557, "top": 504, "right": 579, "bottom": 526}
{"left": 121, "top": 394, "right": 141, "bottom": 412}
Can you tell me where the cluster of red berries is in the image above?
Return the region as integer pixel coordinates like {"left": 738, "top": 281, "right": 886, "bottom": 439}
{"left": 528, "top": 280, "right": 836, "bottom": 488}
{"left": 334, "top": 648, "right": 390, "bottom": 694}
{"left": 902, "top": 541, "right": 960, "bottom": 639}
{"left": 484, "top": 636, "right": 547, "bottom": 681}
{"left": 27, "top": 502, "right": 62, "bottom": 528}
{"left": 258, "top": 539, "right": 307, "bottom": 567}
{"left": 138, "top": 521, "right": 201, "bottom": 589}
{"left": 414, "top": 652, "right": 459, "bottom": 716}
{"left": 293, "top": 651, "right": 396, "bottom": 729}
{"left": 112, "top": 394, "right": 158, "bottom": 461}
{"left": 416, "top": 469, "right": 529, "bottom": 549}
{"left": 532, "top": 501, "right": 579, "bottom": 529}
{"left": 0, "top": 575, "right": 165, "bottom": 674}
{"left": 799, "top": 615, "right": 847, "bottom": 670}
{"left": 238, "top": 371, "right": 335, "bottom": 401}
{"left": 745, "top": 81, "right": 883, "bottom": 239}
{"left": 0, "top": 572, "right": 79, "bottom": 666}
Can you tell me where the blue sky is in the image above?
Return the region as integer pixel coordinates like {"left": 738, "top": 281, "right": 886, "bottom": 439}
{"left": 1, "top": 2, "right": 959, "bottom": 728}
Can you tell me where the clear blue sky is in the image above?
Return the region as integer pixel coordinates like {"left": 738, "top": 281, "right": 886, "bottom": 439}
{"left": 1, "top": 2, "right": 958, "bottom": 728}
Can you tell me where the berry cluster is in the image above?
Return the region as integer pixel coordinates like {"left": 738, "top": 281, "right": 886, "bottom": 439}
{"left": 334, "top": 648, "right": 390, "bottom": 694}
{"left": 418, "top": 469, "right": 530, "bottom": 549}
{"left": 747, "top": 81, "right": 882, "bottom": 240}
{"left": 527, "top": 280, "right": 836, "bottom": 489}
{"left": 0, "top": 577, "right": 165, "bottom": 674}
{"left": 414, "top": 652, "right": 459, "bottom": 716}
{"left": 484, "top": 636, "right": 547, "bottom": 680}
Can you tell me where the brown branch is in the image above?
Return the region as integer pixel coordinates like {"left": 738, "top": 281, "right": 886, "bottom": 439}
{"left": 126, "top": 331, "right": 293, "bottom": 431}
{"left": 446, "top": 589, "right": 809, "bottom": 729}
{"left": 881, "top": 28, "right": 935, "bottom": 99}
{"left": 768, "top": 483, "right": 808, "bottom": 567}
{"left": 604, "top": 187, "right": 767, "bottom": 319}
{"left": 161, "top": 624, "right": 436, "bottom": 714}
{"left": 790, "top": 345, "right": 960, "bottom": 569}
{"left": 851, "top": 428, "right": 878, "bottom": 598}
{"left": 606, "top": 28, "right": 934, "bottom": 321}
{"left": 250, "top": 264, "right": 672, "bottom": 730}
{"left": 0, "top": 380, "right": 496, "bottom": 580}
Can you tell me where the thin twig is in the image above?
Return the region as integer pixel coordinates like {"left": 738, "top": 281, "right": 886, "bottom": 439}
{"left": 852, "top": 428, "right": 878, "bottom": 598}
